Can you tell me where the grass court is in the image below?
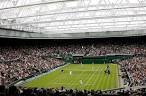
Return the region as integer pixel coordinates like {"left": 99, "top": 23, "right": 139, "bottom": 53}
{"left": 21, "top": 64, "right": 119, "bottom": 90}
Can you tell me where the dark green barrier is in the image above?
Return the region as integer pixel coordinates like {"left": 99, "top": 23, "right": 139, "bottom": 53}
{"left": 73, "top": 54, "right": 132, "bottom": 64}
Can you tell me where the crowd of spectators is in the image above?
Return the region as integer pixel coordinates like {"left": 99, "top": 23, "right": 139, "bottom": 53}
{"left": 119, "top": 56, "right": 146, "bottom": 86}
{"left": 0, "top": 85, "right": 146, "bottom": 96}
{"left": 0, "top": 47, "right": 64, "bottom": 85}
{"left": 0, "top": 42, "right": 146, "bottom": 85}
{"left": 0, "top": 41, "right": 146, "bottom": 95}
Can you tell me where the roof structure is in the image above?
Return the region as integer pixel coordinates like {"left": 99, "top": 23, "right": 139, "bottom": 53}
{"left": 0, "top": 0, "right": 146, "bottom": 38}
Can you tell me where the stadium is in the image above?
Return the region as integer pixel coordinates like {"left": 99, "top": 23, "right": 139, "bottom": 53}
{"left": 0, "top": 0, "right": 146, "bottom": 96}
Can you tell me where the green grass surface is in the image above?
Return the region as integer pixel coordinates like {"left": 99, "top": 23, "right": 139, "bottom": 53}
{"left": 21, "top": 64, "right": 119, "bottom": 90}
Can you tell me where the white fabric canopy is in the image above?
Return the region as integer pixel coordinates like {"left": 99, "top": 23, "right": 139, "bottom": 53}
{"left": 0, "top": 0, "right": 146, "bottom": 34}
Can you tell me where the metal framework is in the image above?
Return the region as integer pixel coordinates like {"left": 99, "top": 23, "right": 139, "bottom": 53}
{"left": 0, "top": 0, "right": 146, "bottom": 34}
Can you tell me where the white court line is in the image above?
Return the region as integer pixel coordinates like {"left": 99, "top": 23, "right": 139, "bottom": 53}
{"left": 64, "top": 69, "right": 101, "bottom": 72}
{"left": 54, "top": 82, "right": 95, "bottom": 86}
{"left": 85, "top": 65, "right": 100, "bottom": 86}
{"left": 96, "top": 65, "right": 104, "bottom": 89}
{"left": 92, "top": 65, "right": 102, "bottom": 87}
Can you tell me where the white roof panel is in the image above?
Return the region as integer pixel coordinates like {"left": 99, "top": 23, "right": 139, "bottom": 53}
{"left": 0, "top": 0, "right": 146, "bottom": 34}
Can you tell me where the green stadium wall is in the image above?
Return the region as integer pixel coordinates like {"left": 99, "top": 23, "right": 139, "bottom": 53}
{"left": 73, "top": 55, "right": 132, "bottom": 64}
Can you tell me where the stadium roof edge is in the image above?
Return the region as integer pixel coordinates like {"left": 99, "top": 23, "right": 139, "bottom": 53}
{"left": 0, "top": 28, "right": 146, "bottom": 39}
